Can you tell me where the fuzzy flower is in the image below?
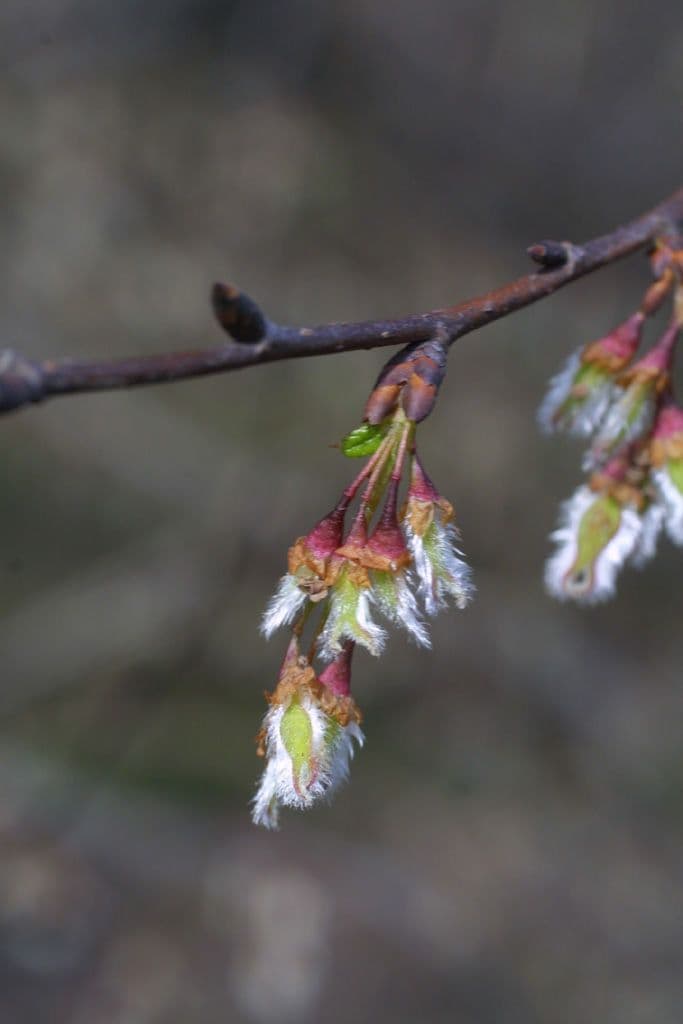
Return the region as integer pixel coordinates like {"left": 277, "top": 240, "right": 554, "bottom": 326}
{"left": 261, "top": 499, "right": 349, "bottom": 638}
{"left": 402, "top": 457, "right": 473, "bottom": 616}
{"left": 585, "top": 322, "right": 678, "bottom": 470}
{"left": 336, "top": 479, "right": 430, "bottom": 647}
{"left": 649, "top": 399, "right": 683, "bottom": 545}
{"left": 369, "top": 570, "right": 430, "bottom": 647}
{"left": 317, "top": 558, "right": 387, "bottom": 661}
{"left": 545, "top": 484, "right": 642, "bottom": 604}
{"left": 252, "top": 640, "right": 363, "bottom": 829}
{"left": 538, "top": 313, "right": 643, "bottom": 437}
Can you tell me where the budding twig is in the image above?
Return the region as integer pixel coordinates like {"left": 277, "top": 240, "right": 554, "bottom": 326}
{"left": 0, "top": 186, "right": 681, "bottom": 416}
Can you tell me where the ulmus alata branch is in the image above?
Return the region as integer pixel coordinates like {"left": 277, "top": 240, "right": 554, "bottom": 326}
{"left": 0, "top": 185, "right": 681, "bottom": 416}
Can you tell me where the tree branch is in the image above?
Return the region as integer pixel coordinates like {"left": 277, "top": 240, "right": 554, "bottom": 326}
{"left": 1, "top": 186, "right": 681, "bottom": 416}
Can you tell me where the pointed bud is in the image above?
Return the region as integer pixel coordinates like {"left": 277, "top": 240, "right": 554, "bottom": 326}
{"left": 364, "top": 335, "right": 447, "bottom": 425}
{"left": 317, "top": 643, "right": 365, "bottom": 727}
{"left": 334, "top": 508, "right": 372, "bottom": 568}
{"left": 403, "top": 456, "right": 453, "bottom": 538}
{"left": 582, "top": 313, "right": 645, "bottom": 370}
{"left": 364, "top": 383, "right": 403, "bottom": 425}
{"left": 364, "top": 348, "right": 416, "bottom": 425}
{"left": 400, "top": 336, "right": 448, "bottom": 423}
{"left": 318, "top": 641, "right": 354, "bottom": 697}
{"left": 294, "top": 498, "right": 350, "bottom": 573}
{"left": 364, "top": 480, "right": 411, "bottom": 571}
{"left": 626, "top": 321, "right": 679, "bottom": 379}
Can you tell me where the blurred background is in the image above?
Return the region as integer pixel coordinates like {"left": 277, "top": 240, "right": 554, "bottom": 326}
{"left": 0, "top": 1, "right": 682, "bottom": 1021}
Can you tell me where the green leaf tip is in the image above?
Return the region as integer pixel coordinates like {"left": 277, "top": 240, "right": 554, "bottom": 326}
{"left": 341, "top": 421, "right": 388, "bottom": 458}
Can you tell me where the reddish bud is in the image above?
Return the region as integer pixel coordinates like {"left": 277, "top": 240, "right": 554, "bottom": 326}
{"left": 305, "top": 498, "right": 350, "bottom": 560}
{"left": 366, "top": 480, "right": 411, "bottom": 570}
{"left": 582, "top": 313, "right": 643, "bottom": 371}
{"left": 335, "top": 509, "right": 370, "bottom": 566}
{"left": 408, "top": 455, "right": 440, "bottom": 503}
{"left": 364, "top": 337, "right": 448, "bottom": 425}
{"left": 652, "top": 400, "right": 683, "bottom": 441}
{"left": 318, "top": 642, "right": 354, "bottom": 698}
{"left": 629, "top": 322, "right": 679, "bottom": 378}
{"left": 287, "top": 498, "right": 350, "bottom": 591}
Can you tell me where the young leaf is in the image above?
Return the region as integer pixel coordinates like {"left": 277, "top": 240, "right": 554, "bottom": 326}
{"left": 341, "top": 422, "right": 387, "bottom": 458}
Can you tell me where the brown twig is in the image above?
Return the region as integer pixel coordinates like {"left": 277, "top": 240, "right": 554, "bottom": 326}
{"left": 0, "top": 186, "right": 681, "bottom": 416}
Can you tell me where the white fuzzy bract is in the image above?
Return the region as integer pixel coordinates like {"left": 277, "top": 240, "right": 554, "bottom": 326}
{"left": 261, "top": 574, "right": 307, "bottom": 639}
{"left": 629, "top": 502, "right": 665, "bottom": 567}
{"left": 406, "top": 517, "right": 474, "bottom": 617}
{"left": 537, "top": 350, "right": 614, "bottom": 437}
{"left": 317, "top": 583, "right": 386, "bottom": 661}
{"left": 251, "top": 758, "right": 281, "bottom": 829}
{"left": 251, "top": 693, "right": 364, "bottom": 830}
{"left": 652, "top": 466, "right": 683, "bottom": 546}
{"left": 370, "top": 571, "right": 431, "bottom": 648}
{"left": 584, "top": 384, "right": 655, "bottom": 470}
{"left": 544, "top": 486, "right": 642, "bottom": 604}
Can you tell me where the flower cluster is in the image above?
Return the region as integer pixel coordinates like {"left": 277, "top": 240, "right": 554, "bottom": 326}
{"left": 253, "top": 340, "right": 473, "bottom": 827}
{"left": 540, "top": 238, "right": 683, "bottom": 603}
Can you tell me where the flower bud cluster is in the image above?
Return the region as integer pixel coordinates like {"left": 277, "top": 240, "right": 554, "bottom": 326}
{"left": 540, "top": 239, "right": 683, "bottom": 603}
{"left": 254, "top": 379, "right": 474, "bottom": 826}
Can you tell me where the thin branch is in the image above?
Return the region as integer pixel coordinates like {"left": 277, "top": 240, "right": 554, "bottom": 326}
{"left": 1, "top": 186, "right": 681, "bottom": 416}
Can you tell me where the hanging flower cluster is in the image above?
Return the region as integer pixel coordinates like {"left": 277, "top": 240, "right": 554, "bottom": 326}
{"left": 540, "top": 238, "right": 683, "bottom": 603}
{"left": 253, "top": 336, "right": 473, "bottom": 827}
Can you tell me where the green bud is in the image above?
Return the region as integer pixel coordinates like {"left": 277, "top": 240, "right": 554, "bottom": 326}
{"left": 280, "top": 699, "right": 314, "bottom": 785}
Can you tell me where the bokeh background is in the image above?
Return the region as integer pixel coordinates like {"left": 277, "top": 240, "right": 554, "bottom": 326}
{"left": 0, "top": 2, "right": 682, "bottom": 1021}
